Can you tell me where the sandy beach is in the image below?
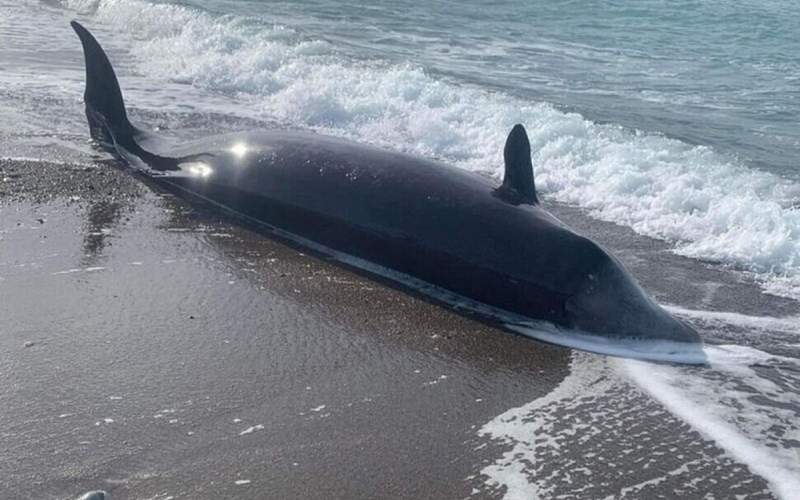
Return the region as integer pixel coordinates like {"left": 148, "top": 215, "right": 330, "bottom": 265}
{"left": 2, "top": 158, "right": 790, "bottom": 499}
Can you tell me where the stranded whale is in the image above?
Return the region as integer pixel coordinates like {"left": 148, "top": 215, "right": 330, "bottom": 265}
{"left": 70, "top": 21, "right": 703, "bottom": 362}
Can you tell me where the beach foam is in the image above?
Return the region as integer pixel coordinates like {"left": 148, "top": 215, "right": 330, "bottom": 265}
{"left": 621, "top": 309, "right": 800, "bottom": 499}
{"left": 478, "top": 352, "right": 606, "bottom": 499}
{"left": 479, "top": 346, "right": 800, "bottom": 499}
{"left": 666, "top": 305, "right": 800, "bottom": 336}
{"left": 623, "top": 347, "right": 800, "bottom": 500}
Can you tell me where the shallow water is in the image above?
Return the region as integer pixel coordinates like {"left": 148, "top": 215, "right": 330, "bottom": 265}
{"left": 480, "top": 348, "right": 800, "bottom": 499}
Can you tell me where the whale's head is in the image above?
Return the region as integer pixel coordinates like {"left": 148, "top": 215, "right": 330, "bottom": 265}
{"left": 496, "top": 124, "right": 700, "bottom": 354}
{"left": 562, "top": 240, "right": 699, "bottom": 344}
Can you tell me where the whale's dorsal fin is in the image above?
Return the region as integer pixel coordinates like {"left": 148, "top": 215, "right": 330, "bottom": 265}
{"left": 497, "top": 124, "right": 538, "bottom": 205}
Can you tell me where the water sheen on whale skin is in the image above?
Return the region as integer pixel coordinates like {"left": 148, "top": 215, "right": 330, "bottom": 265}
{"left": 70, "top": 20, "right": 702, "bottom": 363}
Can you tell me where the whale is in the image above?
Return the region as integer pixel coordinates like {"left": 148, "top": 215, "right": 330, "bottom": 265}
{"left": 70, "top": 21, "right": 703, "bottom": 362}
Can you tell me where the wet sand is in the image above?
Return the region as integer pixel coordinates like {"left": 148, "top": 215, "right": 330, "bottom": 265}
{"left": 0, "top": 158, "right": 784, "bottom": 499}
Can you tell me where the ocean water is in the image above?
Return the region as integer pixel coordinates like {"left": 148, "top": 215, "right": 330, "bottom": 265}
{"left": 2, "top": 0, "right": 800, "bottom": 498}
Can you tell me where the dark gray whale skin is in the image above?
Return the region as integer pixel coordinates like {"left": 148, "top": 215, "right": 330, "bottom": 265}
{"left": 70, "top": 21, "right": 700, "bottom": 347}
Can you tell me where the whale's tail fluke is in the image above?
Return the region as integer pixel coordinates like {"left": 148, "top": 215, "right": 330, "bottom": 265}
{"left": 70, "top": 21, "right": 134, "bottom": 147}
{"left": 71, "top": 21, "right": 179, "bottom": 171}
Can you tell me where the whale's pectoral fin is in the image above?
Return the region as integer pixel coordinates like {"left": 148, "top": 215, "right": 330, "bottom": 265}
{"left": 71, "top": 21, "right": 179, "bottom": 172}
{"left": 496, "top": 124, "right": 538, "bottom": 205}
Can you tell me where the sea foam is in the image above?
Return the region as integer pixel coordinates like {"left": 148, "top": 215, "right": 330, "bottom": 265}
{"left": 64, "top": 0, "right": 800, "bottom": 298}
{"left": 479, "top": 347, "right": 800, "bottom": 499}
{"left": 623, "top": 347, "right": 800, "bottom": 500}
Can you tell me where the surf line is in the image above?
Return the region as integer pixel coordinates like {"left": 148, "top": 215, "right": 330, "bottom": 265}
{"left": 622, "top": 356, "right": 800, "bottom": 500}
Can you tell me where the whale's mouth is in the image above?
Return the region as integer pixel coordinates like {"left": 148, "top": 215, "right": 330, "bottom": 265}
{"left": 564, "top": 292, "right": 702, "bottom": 349}
{"left": 504, "top": 320, "right": 707, "bottom": 365}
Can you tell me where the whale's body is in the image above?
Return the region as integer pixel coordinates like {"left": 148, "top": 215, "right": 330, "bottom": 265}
{"left": 71, "top": 21, "right": 703, "bottom": 362}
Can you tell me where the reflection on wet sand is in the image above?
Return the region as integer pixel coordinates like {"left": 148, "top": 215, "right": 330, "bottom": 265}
{"left": 81, "top": 199, "right": 124, "bottom": 266}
